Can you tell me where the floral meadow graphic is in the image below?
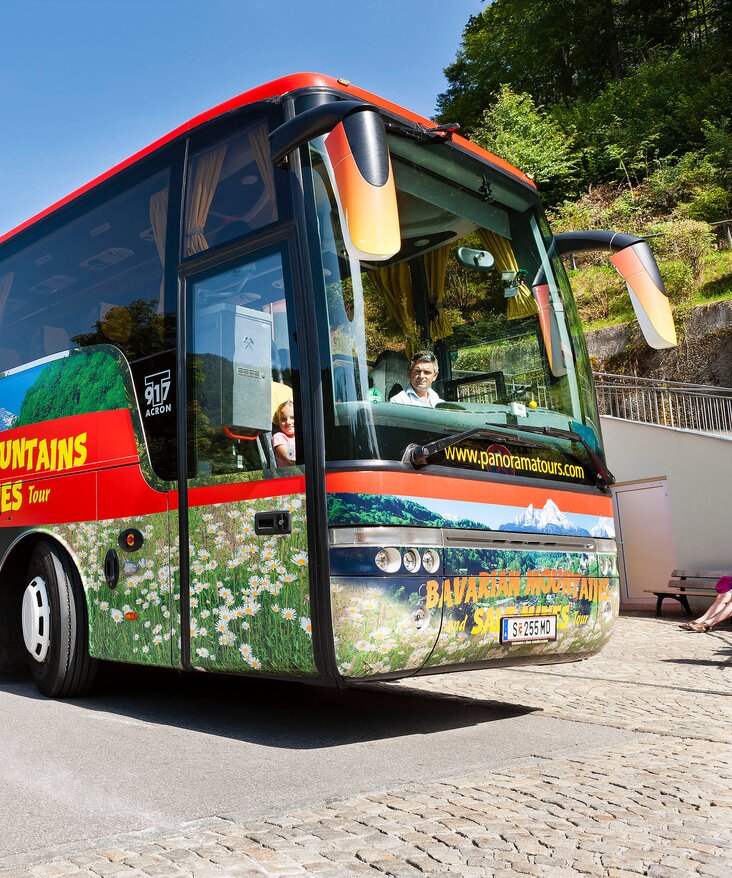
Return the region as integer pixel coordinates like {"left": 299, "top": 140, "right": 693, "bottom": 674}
{"left": 331, "top": 548, "right": 618, "bottom": 678}
{"left": 56, "top": 493, "right": 317, "bottom": 677}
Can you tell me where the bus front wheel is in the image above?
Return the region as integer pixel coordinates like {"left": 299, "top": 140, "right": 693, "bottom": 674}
{"left": 22, "top": 541, "right": 97, "bottom": 698}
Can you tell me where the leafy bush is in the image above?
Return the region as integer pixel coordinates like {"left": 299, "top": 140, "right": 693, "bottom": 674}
{"left": 657, "top": 259, "right": 695, "bottom": 301}
{"left": 473, "top": 86, "right": 580, "bottom": 206}
{"left": 647, "top": 220, "right": 716, "bottom": 289}
{"left": 675, "top": 187, "right": 732, "bottom": 223}
{"left": 570, "top": 266, "right": 624, "bottom": 325}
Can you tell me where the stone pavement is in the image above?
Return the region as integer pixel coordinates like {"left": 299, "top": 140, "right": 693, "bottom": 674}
{"left": 1, "top": 613, "right": 730, "bottom": 878}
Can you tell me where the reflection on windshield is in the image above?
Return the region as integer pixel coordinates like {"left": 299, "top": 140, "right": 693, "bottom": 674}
{"left": 308, "top": 136, "right": 602, "bottom": 482}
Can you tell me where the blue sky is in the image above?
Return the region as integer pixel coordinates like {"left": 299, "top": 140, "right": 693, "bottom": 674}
{"left": 0, "top": 0, "right": 482, "bottom": 237}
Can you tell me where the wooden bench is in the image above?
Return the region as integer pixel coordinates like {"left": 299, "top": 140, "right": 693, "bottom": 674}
{"left": 644, "top": 569, "right": 727, "bottom": 617}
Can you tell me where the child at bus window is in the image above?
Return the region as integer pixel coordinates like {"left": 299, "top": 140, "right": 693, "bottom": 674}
{"left": 272, "top": 400, "right": 296, "bottom": 466}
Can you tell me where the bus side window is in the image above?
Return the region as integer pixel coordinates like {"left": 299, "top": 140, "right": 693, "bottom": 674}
{"left": 184, "top": 121, "right": 279, "bottom": 258}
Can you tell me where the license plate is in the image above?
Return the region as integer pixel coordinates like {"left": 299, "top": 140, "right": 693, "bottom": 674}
{"left": 500, "top": 615, "right": 557, "bottom": 644}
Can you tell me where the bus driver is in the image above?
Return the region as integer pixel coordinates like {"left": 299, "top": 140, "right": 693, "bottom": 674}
{"left": 389, "top": 351, "right": 443, "bottom": 408}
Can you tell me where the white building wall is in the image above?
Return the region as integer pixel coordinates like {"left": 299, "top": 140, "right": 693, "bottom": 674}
{"left": 600, "top": 417, "right": 732, "bottom": 607}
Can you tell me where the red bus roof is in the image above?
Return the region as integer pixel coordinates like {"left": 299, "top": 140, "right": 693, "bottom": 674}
{"left": 0, "top": 72, "right": 536, "bottom": 247}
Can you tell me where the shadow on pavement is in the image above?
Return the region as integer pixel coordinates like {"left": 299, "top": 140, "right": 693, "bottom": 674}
{"left": 663, "top": 658, "right": 732, "bottom": 668}
{"left": 0, "top": 662, "right": 537, "bottom": 749}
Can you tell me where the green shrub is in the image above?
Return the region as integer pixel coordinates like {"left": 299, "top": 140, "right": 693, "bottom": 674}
{"left": 658, "top": 259, "right": 695, "bottom": 301}
{"left": 571, "top": 266, "right": 622, "bottom": 324}
{"left": 675, "top": 187, "right": 732, "bottom": 223}
{"left": 647, "top": 220, "right": 715, "bottom": 289}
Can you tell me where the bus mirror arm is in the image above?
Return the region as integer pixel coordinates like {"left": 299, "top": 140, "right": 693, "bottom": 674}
{"left": 269, "top": 101, "right": 380, "bottom": 167}
{"left": 270, "top": 99, "right": 401, "bottom": 262}
{"left": 404, "top": 424, "right": 615, "bottom": 492}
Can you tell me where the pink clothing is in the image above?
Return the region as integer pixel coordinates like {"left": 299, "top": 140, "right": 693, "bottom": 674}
{"left": 715, "top": 576, "right": 732, "bottom": 594}
{"left": 272, "top": 431, "right": 295, "bottom": 462}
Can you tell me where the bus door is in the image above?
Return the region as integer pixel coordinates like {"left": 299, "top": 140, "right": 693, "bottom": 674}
{"left": 181, "top": 242, "right": 317, "bottom": 676}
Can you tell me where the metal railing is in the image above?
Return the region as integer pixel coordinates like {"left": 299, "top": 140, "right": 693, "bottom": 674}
{"left": 594, "top": 372, "right": 732, "bottom": 436}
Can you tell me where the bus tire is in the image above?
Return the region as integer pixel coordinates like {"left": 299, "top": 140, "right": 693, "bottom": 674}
{"left": 22, "top": 541, "right": 97, "bottom": 698}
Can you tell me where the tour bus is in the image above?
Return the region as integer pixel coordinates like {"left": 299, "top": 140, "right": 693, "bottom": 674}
{"left": 0, "top": 73, "right": 676, "bottom": 697}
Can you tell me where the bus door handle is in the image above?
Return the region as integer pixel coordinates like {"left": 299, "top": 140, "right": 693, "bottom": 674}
{"left": 254, "top": 511, "right": 292, "bottom": 535}
{"left": 104, "top": 548, "right": 120, "bottom": 589}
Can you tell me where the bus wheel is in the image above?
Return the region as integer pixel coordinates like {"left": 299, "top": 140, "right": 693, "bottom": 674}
{"left": 22, "top": 541, "right": 97, "bottom": 697}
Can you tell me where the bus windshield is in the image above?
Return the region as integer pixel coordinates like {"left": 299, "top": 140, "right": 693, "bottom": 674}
{"left": 307, "top": 130, "right": 602, "bottom": 485}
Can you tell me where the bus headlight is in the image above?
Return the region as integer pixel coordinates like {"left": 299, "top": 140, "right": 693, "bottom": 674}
{"left": 402, "top": 548, "right": 421, "bottom": 573}
{"left": 374, "top": 547, "right": 401, "bottom": 573}
{"left": 421, "top": 549, "right": 440, "bottom": 573}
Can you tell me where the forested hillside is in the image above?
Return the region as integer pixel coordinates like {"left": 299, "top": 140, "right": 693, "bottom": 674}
{"left": 435, "top": 1, "right": 732, "bottom": 338}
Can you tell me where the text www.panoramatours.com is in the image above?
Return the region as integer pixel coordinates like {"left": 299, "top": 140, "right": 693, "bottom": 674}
{"left": 444, "top": 445, "right": 586, "bottom": 480}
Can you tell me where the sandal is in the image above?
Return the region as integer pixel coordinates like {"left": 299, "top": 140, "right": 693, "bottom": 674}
{"left": 688, "top": 621, "right": 710, "bottom": 632}
{"left": 679, "top": 622, "right": 695, "bottom": 630}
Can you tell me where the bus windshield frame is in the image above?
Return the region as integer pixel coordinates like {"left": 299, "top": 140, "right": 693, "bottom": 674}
{"left": 302, "top": 121, "right": 603, "bottom": 488}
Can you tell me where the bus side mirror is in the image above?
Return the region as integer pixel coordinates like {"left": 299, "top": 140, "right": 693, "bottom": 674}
{"left": 456, "top": 247, "right": 495, "bottom": 271}
{"left": 552, "top": 231, "right": 677, "bottom": 350}
{"left": 610, "top": 241, "right": 677, "bottom": 349}
{"left": 270, "top": 101, "right": 400, "bottom": 262}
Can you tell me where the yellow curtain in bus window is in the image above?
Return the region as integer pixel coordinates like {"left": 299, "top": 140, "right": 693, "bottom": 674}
{"left": 186, "top": 146, "right": 228, "bottom": 255}
{"left": 370, "top": 263, "right": 418, "bottom": 356}
{"left": 423, "top": 245, "right": 453, "bottom": 341}
{"left": 477, "top": 229, "right": 537, "bottom": 319}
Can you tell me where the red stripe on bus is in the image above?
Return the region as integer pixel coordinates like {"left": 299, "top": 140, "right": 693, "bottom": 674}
{"left": 0, "top": 471, "right": 97, "bottom": 527}
{"left": 97, "top": 465, "right": 169, "bottom": 520}
{"left": 96, "top": 466, "right": 305, "bottom": 521}
{"left": 325, "top": 471, "right": 613, "bottom": 518}
{"left": 188, "top": 476, "right": 306, "bottom": 508}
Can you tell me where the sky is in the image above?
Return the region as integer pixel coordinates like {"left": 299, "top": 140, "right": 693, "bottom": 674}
{"left": 0, "top": 0, "right": 483, "bottom": 237}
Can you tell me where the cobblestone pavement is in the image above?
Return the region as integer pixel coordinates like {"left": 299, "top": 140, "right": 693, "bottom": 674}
{"left": 2, "top": 613, "right": 731, "bottom": 877}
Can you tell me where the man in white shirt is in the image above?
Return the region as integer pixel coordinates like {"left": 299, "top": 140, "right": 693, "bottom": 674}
{"left": 389, "top": 351, "right": 443, "bottom": 407}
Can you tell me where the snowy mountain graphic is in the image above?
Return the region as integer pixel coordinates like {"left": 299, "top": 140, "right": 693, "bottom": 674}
{"left": 590, "top": 517, "right": 615, "bottom": 538}
{"left": 0, "top": 408, "right": 17, "bottom": 431}
{"left": 498, "top": 498, "right": 590, "bottom": 536}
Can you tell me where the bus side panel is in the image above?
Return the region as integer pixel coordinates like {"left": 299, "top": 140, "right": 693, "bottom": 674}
{"left": 0, "top": 347, "right": 178, "bottom": 668}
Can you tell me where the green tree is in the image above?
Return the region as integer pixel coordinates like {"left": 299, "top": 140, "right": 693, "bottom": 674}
{"left": 473, "top": 86, "right": 580, "bottom": 206}
{"left": 72, "top": 298, "right": 167, "bottom": 361}
{"left": 16, "top": 350, "right": 130, "bottom": 426}
{"left": 436, "top": 0, "right": 730, "bottom": 133}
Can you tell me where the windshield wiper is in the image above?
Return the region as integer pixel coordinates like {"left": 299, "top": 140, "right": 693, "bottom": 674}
{"left": 384, "top": 120, "right": 460, "bottom": 144}
{"left": 402, "top": 426, "right": 533, "bottom": 465}
{"left": 403, "top": 422, "right": 615, "bottom": 490}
